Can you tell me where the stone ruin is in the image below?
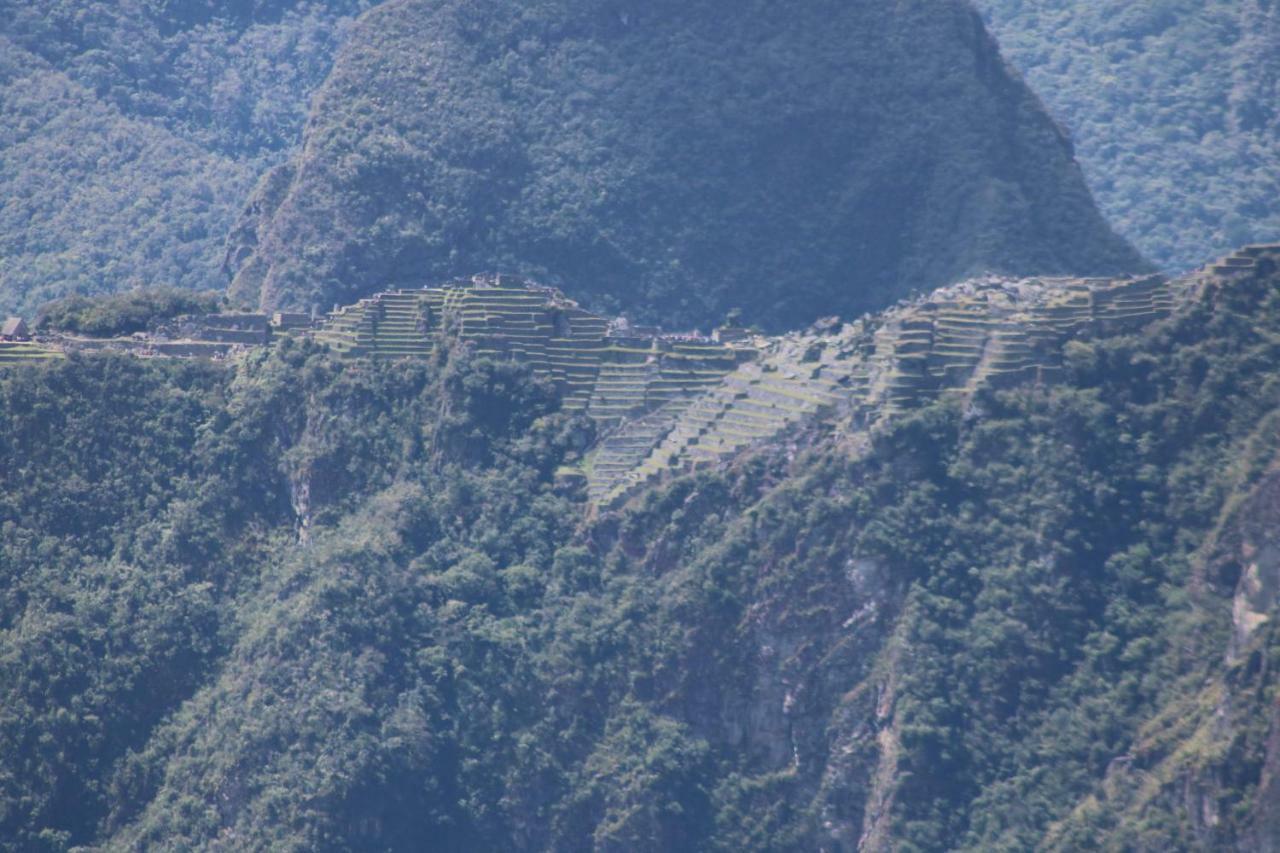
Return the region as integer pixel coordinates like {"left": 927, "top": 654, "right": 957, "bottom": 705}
{"left": 57, "top": 312, "right": 273, "bottom": 359}
{"left": 303, "top": 264, "right": 1245, "bottom": 506}
{"left": 0, "top": 316, "right": 60, "bottom": 365}
{"left": 579, "top": 246, "right": 1280, "bottom": 506}
{"left": 311, "top": 274, "right": 758, "bottom": 430}
{"left": 5, "top": 245, "right": 1279, "bottom": 506}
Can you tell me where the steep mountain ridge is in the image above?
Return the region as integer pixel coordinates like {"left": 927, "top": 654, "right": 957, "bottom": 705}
{"left": 15, "top": 254, "right": 1237, "bottom": 511}
{"left": 3, "top": 248, "right": 1280, "bottom": 848}
{"left": 5, "top": 3, "right": 1280, "bottom": 849}
{"left": 227, "top": 0, "right": 1146, "bottom": 330}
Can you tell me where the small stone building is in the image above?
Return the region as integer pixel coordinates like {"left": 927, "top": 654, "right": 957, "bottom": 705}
{"left": 272, "top": 312, "right": 313, "bottom": 331}
{"left": 1, "top": 317, "right": 29, "bottom": 341}
{"left": 713, "top": 325, "right": 750, "bottom": 344}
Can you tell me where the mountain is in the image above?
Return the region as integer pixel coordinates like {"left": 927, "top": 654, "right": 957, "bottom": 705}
{"left": 5, "top": 3, "right": 1278, "bottom": 850}
{"left": 3, "top": 251, "right": 1280, "bottom": 849}
{"left": 0, "top": 1, "right": 370, "bottom": 317}
{"left": 974, "top": 0, "right": 1280, "bottom": 273}
{"left": 226, "top": 0, "right": 1147, "bottom": 331}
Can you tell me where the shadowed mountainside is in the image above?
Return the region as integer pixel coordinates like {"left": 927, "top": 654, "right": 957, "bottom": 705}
{"left": 227, "top": 0, "right": 1148, "bottom": 331}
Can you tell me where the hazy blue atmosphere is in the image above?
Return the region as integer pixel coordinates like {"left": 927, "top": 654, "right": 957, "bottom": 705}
{"left": 1, "top": 2, "right": 1278, "bottom": 850}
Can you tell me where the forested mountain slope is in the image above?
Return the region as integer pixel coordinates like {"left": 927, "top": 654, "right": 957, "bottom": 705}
{"left": 4, "top": 254, "right": 1280, "bottom": 849}
{"left": 0, "top": 1, "right": 370, "bottom": 316}
{"left": 974, "top": 0, "right": 1280, "bottom": 273}
{"left": 227, "top": 0, "right": 1146, "bottom": 331}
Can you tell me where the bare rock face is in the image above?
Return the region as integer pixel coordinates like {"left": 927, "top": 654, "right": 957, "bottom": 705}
{"left": 1218, "top": 423, "right": 1280, "bottom": 666}
{"left": 227, "top": 0, "right": 1148, "bottom": 330}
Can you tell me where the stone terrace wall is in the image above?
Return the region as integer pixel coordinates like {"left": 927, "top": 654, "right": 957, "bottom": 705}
{"left": 0, "top": 340, "right": 63, "bottom": 365}
{"left": 308, "top": 263, "right": 1267, "bottom": 507}
{"left": 581, "top": 252, "right": 1280, "bottom": 507}
{"left": 311, "top": 275, "right": 756, "bottom": 428}
{"left": 18, "top": 248, "right": 1278, "bottom": 505}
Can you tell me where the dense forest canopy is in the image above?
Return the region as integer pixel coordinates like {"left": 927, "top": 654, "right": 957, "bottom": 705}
{"left": 975, "top": 0, "right": 1280, "bottom": 272}
{"left": 0, "top": 1, "right": 370, "bottom": 317}
{"left": 33, "top": 288, "right": 227, "bottom": 337}
{"left": 7, "top": 1, "right": 1276, "bottom": 317}
{"left": 4, "top": 260, "right": 1280, "bottom": 849}
{"left": 3, "top": 2, "right": 1280, "bottom": 850}
{"left": 225, "top": 0, "right": 1144, "bottom": 330}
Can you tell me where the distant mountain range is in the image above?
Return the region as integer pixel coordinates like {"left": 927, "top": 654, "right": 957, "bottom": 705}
{"left": 0, "top": 0, "right": 369, "bottom": 316}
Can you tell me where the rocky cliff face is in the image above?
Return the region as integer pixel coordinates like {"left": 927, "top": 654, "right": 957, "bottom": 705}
{"left": 227, "top": 0, "right": 1147, "bottom": 330}
{"left": 1042, "top": 460, "right": 1280, "bottom": 851}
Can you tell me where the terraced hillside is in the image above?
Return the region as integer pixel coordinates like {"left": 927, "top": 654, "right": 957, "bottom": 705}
{"left": 306, "top": 254, "right": 1280, "bottom": 506}
{"left": 0, "top": 340, "right": 63, "bottom": 365}
{"left": 312, "top": 275, "right": 755, "bottom": 424}
{"left": 15, "top": 250, "right": 1274, "bottom": 506}
{"left": 583, "top": 248, "right": 1280, "bottom": 505}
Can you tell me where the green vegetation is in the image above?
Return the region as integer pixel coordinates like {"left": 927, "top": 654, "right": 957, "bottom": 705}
{"left": 975, "top": 0, "right": 1280, "bottom": 272}
{"left": 0, "top": 341, "right": 582, "bottom": 850}
{"left": 0, "top": 1, "right": 370, "bottom": 317}
{"left": 228, "top": 0, "right": 1144, "bottom": 331}
{"left": 35, "top": 288, "right": 226, "bottom": 337}
{"left": 5, "top": 3, "right": 1280, "bottom": 849}
{"left": 4, "top": 260, "right": 1280, "bottom": 849}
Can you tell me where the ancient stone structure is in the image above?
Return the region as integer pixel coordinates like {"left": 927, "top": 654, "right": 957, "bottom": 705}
{"left": 311, "top": 275, "right": 756, "bottom": 428}
{"left": 271, "top": 312, "right": 313, "bottom": 331}
{"left": 1206, "top": 244, "right": 1280, "bottom": 279}
{"left": 143, "top": 313, "right": 270, "bottom": 347}
{"left": 0, "top": 315, "right": 63, "bottom": 363}
{"left": 1, "top": 317, "right": 29, "bottom": 340}
{"left": 580, "top": 249, "right": 1279, "bottom": 506}
{"left": 8, "top": 246, "right": 1279, "bottom": 506}
{"left": 54, "top": 313, "right": 272, "bottom": 359}
{"left": 305, "top": 267, "right": 1234, "bottom": 506}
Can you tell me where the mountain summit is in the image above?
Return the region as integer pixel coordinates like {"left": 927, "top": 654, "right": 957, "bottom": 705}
{"left": 227, "top": 0, "right": 1147, "bottom": 330}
